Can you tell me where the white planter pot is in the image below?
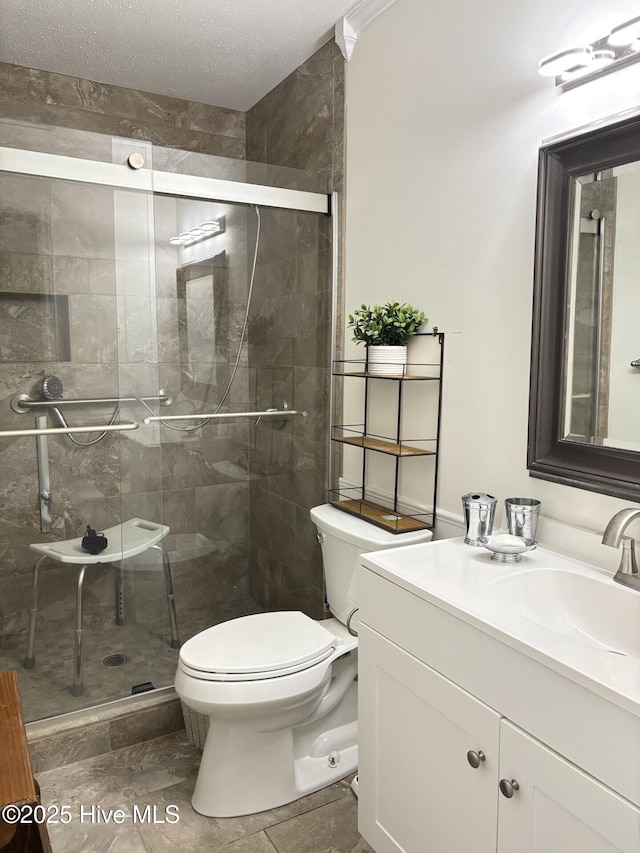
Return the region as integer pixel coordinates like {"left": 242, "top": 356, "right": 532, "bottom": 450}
{"left": 367, "top": 345, "right": 408, "bottom": 376}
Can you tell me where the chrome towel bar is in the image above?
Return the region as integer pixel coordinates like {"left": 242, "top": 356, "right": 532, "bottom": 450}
{"left": 0, "top": 422, "right": 139, "bottom": 438}
{"left": 143, "top": 408, "right": 308, "bottom": 424}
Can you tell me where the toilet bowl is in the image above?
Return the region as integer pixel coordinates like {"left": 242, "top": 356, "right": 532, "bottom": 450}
{"left": 175, "top": 503, "right": 432, "bottom": 817}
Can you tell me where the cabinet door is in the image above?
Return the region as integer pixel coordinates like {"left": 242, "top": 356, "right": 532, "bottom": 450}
{"left": 497, "top": 721, "right": 640, "bottom": 853}
{"left": 358, "top": 624, "right": 500, "bottom": 853}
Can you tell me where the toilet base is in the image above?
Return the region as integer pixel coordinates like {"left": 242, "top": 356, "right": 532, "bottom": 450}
{"left": 191, "top": 681, "right": 358, "bottom": 817}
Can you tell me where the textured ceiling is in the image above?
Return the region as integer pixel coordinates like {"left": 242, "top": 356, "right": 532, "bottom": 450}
{"left": 0, "top": 0, "right": 355, "bottom": 111}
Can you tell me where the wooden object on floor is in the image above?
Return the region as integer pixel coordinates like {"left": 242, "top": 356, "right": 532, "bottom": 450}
{"left": 0, "top": 670, "right": 52, "bottom": 853}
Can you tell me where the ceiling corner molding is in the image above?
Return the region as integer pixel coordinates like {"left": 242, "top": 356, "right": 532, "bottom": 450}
{"left": 335, "top": 0, "right": 400, "bottom": 60}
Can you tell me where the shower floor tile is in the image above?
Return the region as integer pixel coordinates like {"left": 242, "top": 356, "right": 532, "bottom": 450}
{"left": 36, "top": 731, "right": 375, "bottom": 853}
{"left": 2, "top": 590, "right": 264, "bottom": 722}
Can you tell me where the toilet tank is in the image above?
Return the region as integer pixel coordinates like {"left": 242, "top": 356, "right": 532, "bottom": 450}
{"left": 310, "top": 503, "right": 433, "bottom": 625}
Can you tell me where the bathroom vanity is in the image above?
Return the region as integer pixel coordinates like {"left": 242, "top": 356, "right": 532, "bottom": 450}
{"left": 357, "top": 538, "right": 640, "bottom": 853}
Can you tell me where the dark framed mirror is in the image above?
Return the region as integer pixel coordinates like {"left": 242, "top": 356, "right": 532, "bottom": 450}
{"left": 528, "top": 112, "right": 640, "bottom": 501}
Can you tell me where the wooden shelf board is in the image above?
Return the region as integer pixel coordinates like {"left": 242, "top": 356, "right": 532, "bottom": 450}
{"left": 331, "top": 499, "right": 432, "bottom": 533}
{"left": 333, "top": 434, "right": 435, "bottom": 457}
{"left": 335, "top": 371, "right": 439, "bottom": 381}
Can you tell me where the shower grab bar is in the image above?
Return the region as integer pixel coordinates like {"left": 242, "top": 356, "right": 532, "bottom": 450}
{"left": 11, "top": 389, "right": 172, "bottom": 414}
{"left": 0, "top": 423, "right": 139, "bottom": 438}
{"left": 143, "top": 408, "right": 308, "bottom": 424}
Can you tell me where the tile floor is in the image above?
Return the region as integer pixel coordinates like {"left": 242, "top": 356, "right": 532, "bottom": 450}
{"left": 36, "top": 731, "right": 375, "bottom": 853}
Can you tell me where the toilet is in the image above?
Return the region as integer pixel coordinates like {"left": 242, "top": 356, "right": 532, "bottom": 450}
{"left": 175, "top": 503, "right": 433, "bottom": 817}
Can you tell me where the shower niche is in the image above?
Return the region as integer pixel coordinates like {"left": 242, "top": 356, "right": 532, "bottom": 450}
{"left": 0, "top": 292, "right": 71, "bottom": 362}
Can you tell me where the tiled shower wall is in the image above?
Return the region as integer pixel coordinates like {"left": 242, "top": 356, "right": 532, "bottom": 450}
{"left": 0, "top": 39, "right": 344, "bottom": 669}
{"left": 246, "top": 41, "right": 345, "bottom": 617}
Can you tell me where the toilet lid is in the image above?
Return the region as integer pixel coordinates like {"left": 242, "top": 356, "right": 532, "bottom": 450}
{"left": 179, "top": 611, "right": 337, "bottom": 680}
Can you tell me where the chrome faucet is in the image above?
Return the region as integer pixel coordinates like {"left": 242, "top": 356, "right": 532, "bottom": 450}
{"left": 601, "top": 508, "right": 640, "bottom": 590}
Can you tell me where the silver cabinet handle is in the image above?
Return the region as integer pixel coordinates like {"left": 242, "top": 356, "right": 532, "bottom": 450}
{"left": 499, "top": 778, "right": 520, "bottom": 798}
{"left": 631, "top": 359, "right": 640, "bottom": 369}
{"left": 466, "top": 750, "right": 486, "bottom": 769}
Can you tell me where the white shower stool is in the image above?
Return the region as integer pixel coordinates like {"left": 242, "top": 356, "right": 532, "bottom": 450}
{"left": 24, "top": 518, "right": 181, "bottom": 696}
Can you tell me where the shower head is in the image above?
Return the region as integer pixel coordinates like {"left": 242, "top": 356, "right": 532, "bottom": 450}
{"left": 41, "top": 375, "right": 63, "bottom": 400}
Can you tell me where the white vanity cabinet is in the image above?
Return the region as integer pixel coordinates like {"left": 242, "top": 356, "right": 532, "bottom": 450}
{"left": 357, "top": 554, "right": 640, "bottom": 853}
{"left": 497, "top": 721, "right": 640, "bottom": 853}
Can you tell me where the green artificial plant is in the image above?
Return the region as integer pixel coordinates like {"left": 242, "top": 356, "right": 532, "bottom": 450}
{"left": 348, "top": 301, "right": 427, "bottom": 347}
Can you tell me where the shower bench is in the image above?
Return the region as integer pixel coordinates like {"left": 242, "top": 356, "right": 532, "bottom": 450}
{"left": 24, "top": 518, "right": 181, "bottom": 696}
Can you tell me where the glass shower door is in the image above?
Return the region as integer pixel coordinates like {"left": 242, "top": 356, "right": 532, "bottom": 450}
{"left": 0, "top": 166, "right": 130, "bottom": 718}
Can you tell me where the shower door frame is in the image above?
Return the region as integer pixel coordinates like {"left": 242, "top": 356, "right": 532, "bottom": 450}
{"left": 0, "top": 146, "right": 330, "bottom": 214}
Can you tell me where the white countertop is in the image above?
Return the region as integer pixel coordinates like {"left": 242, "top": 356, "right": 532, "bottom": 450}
{"left": 360, "top": 537, "right": 640, "bottom": 716}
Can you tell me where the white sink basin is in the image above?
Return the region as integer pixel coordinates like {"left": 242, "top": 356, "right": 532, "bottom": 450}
{"left": 486, "top": 568, "right": 640, "bottom": 657}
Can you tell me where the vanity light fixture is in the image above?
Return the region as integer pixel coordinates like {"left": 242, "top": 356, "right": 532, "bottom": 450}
{"left": 540, "top": 14, "right": 640, "bottom": 88}
{"left": 169, "top": 217, "right": 225, "bottom": 247}
{"left": 608, "top": 14, "right": 640, "bottom": 46}
{"left": 538, "top": 46, "right": 592, "bottom": 77}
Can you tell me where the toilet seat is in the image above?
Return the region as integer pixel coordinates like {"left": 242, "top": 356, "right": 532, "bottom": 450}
{"left": 179, "top": 611, "right": 338, "bottom": 681}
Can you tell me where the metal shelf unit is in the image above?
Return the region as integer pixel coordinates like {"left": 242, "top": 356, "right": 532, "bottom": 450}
{"left": 331, "top": 332, "right": 444, "bottom": 534}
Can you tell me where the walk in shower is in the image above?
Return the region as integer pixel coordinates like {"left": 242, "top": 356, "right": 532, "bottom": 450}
{"left": 0, "top": 121, "right": 333, "bottom": 722}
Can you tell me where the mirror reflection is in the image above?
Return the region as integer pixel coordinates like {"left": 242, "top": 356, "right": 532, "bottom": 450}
{"left": 564, "top": 161, "right": 640, "bottom": 452}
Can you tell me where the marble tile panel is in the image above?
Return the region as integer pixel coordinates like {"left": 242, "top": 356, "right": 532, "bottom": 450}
{"left": 116, "top": 295, "right": 157, "bottom": 363}
{"left": 249, "top": 487, "right": 296, "bottom": 567}
{"left": 29, "top": 721, "right": 112, "bottom": 774}
{"left": 0, "top": 293, "right": 68, "bottom": 362}
{"left": 37, "top": 731, "right": 201, "bottom": 810}
{"left": 296, "top": 248, "right": 332, "bottom": 294}
{"left": 50, "top": 182, "right": 115, "bottom": 260}
{"left": 267, "top": 116, "right": 300, "bottom": 171}
{"left": 249, "top": 543, "right": 323, "bottom": 619}
{"left": 51, "top": 436, "right": 121, "bottom": 503}
{"left": 155, "top": 297, "right": 180, "bottom": 363}
{"left": 293, "top": 366, "right": 330, "bottom": 444}
{"left": 195, "top": 482, "right": 249, "bottom": 542}
{"left": 0, "top": 211, "right": 50, "bottom": 256}
{"left": 69, "top": 294, "right": 117, "bottom": 362}
{"left": 265, "top": 794, "right": 360, "bottom": 853}
{"left": 170, "top": 542, "right": 249, "bottom": 611}
{"left": 0, "top": 62, "right": 47, "bottom": 101}
{"left": 251, "top": 428, "right": 295, "bottom": 500}
{"left": 44, "top": 72, "right": 189, "bottom": 129}
{"left": 292, "top": 81, "right": 334, "bottom": 175}
{"left": 293, "top": 504, "right": 324, "bottom": 589}
{"left": 132, "top": 777, "right": 274, "bottom": 853}
{"left": 44, "top": 805, "right": 149, "bottom": 853}
{"left": 53, "top": 255, "right": 90, "bottom": 293}
{"left": 188, "top": 102, "right": 246, "bottom": 138}
{"left": 0, "top": 251, "right": 10, "bottom": 288}
{"left": 109, "top": 699, "right": 184, "bottom": 751}
{"left": 246, "top": 120, "right": 267, "bottom": 164}
{"left": 119, "top": 440, "right": 162, "bottom": 496}
{"left": 293, "top": 435, "right": 327, "bottom": 509}
{"left": 114, "top": 119, "right": 246, "bottom": 159}
{"left": 157, "top": 486, "right": 198, "bottom": 536}
{"left": 295, "top": 42, "right": 337, "bottom": 103}
{"left": 0, "top": 110, "right": 115, "bottom": 161}
{"left": 10, "top": 252, "right": 53, "bottom": 292}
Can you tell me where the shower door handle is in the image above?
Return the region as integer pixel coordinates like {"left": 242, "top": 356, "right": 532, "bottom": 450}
{"left": 631, "top": 358, "right": 640, "bottom": 368}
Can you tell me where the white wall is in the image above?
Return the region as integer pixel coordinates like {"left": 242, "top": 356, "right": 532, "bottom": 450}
{"left": 343, "top": 0, "right": 640, "bottom": 559}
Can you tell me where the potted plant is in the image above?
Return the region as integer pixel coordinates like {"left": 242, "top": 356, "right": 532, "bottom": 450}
{"left": 348, "top": 301, "right": 427, "bottom": 375}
